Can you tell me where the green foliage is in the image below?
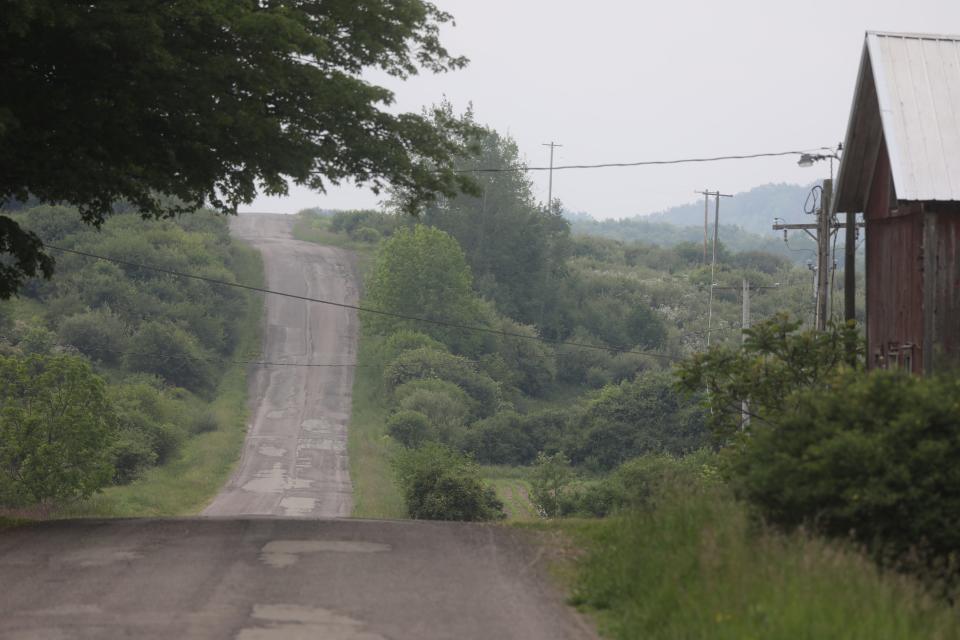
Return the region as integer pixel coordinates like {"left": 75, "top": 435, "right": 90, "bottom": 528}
{"left": 727, "top": 370, "right": 960, "bottom": 585}
{"left": 387, "top": 410, "right": 432, "bottom": 449}
{"left": 676, "top": 314, "right": 863, "bottom": 438}
{"left": 381, "top": 329, "right": 448, "bottom": 363}
{"left": 571, "top": 371, "right": 709, "bottom": 471}
{"left": 353, "top": 227, "right": 382, "bottom": 243}
{"left": 0, "top": 354, "right": 116, "bottom": 505}
{"left": 392, "top": 442, "right": 505, "bottom": 521}
{"left": 420, "top": 125, "right": 572, "bottom": 326}
{"left": 124, "top": 321, "right": 215, "bottom": 394}
{"left": 1, "top": 1, "right": 478, "bottom": 297}
{"left": 16, "top": 323, "right": 56, "bottom": 356}
{"left": 489, "top": 318, "right": 556, "bottom": 396}
{"left": 384, "top": 347, "right": 499, "bottom": 416}
{"left": 366, "top": 225, "right": 492, "bottom": 355}
{"left": 530, "top": 452, "right": 575, "bottom": 517}
{"left": 330, "top": 210, "right": 401, "bottom": 239}
{"left": 562, "top": 473, "right": 960, "bottom": 640}
{"left": 396, "top": 383, "right": 470, "bottom": 442}
{"left": 58, "top": 309, "right": 129, "bottom": 364}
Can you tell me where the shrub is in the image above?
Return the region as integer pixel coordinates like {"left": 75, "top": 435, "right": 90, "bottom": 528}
{"left": 353, "top": 226, "right": 381, "bottom": 243}
{"left": 570, "top": 371, "right": 709, "bottom": 471}
{"left": 384, "top": 347, "right": 499, "bottom": 416}
{"left": 123, "top": 320, "right": 216, "bottom": 393}
{"left": 727, "top": 370, "right": 960, "bottom": 583}
{"left": 58, "top": 309, "right": 128, "bottom": 364}
{"left": 381, "top": 330, "right": 448, "bottom": 363}
{"left": 530, "top": 452, "right": 575, "bottom": 517}
{"left": 393, "top": 443, "right": 505, "bottom": 521}
{"left": 397, "top": 387, "right": 470, "bottom": 441}
{"left": 461, "top": 410, "right": 538, "bottom": 465}
{"left": 387, "top": 410, "right": 431, "bottom": 448}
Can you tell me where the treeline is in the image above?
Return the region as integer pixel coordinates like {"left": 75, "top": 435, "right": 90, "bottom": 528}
{"left": 0, "top": 206, "right": 260, "bottom": 506}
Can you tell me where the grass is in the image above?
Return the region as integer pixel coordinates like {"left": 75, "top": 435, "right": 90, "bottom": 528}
{"left": 54, "top": 244, "right": 265, "bottom": 518}
{"left": 522, "top": 484, "right": 960, "bottom": 640}
{"left": 482, "top": 465, "right": 539, "bottom": 521}
{"left": 291, "top": 213, "right": 378, "bottom": 263}
{"left": 347, "top": 335, "right": 406, "bottom": 519}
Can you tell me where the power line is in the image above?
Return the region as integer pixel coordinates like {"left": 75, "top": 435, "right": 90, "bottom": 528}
{"left": 43, "top": 244, "right": 681, "bottom": 362}
{"left": 455, "top": 149, "right": 824, "bottom": 174}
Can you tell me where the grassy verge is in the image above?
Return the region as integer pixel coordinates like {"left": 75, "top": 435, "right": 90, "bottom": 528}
{"left": 55, "top": 244, "right": 265, "bottom": 518}
{"left": 483, "top": 466, "right": 538, "bottom": 521}
{"left": 522, "top": 487, "right": 960, "bottom": 640}
{"left": 292, "top": 213, "right": 375, "bottom": 256}
{"left": 348, "top": 335, "right": 406, "bottom": 519}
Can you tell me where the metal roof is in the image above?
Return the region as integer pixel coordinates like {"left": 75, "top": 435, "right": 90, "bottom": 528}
{"left": 834, "top": 31, "right": 960, "bottom": 212}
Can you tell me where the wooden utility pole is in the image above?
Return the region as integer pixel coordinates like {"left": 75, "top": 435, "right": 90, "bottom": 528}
{"left": 844, "top": 209, "right": 857, "bottom": 322}
{"left": 542, "top": 142, "right": 562, "bottom": 213}
{"left": 741, "top": 278, "right": 750, "bottom": 430}
{"left": 703, "top": 190, "right": 733, "bottom": 347}
{"left": 815, "top": 179, "right": 833, "bottom": 330}
{"left": 774, "top": 180, "right": 860, "bottom": 331}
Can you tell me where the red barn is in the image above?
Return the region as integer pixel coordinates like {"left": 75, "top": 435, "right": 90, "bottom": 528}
{"left": 834, "top": 31, "right": 960, "bottom": 374}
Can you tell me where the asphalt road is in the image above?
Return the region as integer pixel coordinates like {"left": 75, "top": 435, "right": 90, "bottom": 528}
{"left": 0, "top": 213, "right": 597, "bottom": 639}
{"left": 0, "top": 518, "right": 595, "bottom": 639}
{"left": 203, "top": 213, "right": 358, "bottom": 518}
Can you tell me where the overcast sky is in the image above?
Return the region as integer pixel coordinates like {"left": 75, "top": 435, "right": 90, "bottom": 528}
{"left": 242, "top": 0, "right": 960, "bottom": 220}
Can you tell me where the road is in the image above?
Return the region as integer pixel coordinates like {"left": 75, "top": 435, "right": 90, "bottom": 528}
{"left": 0, "top": 213, "right": 596, "bottom": 639}
{"left": 0, "top": 518, "right": 595, "bottom": 639}
{"left": 203, "top": 213, "right": 358, "bottom": 519}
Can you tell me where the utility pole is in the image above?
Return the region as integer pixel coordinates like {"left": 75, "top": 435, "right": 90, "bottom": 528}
{"left": 741, "top": 278, "right": 750, "bottom": 430}
{"left": 773, "top": 178, "right": 863, "bottom": 331}
{"left": 815, "top": 179, "right": 833, "bottom": 331}
{"left": 844, "top": 209, "right": 857, "bottom": 322}
{"left": 543, "top": 142, "right": 562, "bottom": 213}
{"left": 703, "top": 190, "right": 733, "bottom": 347}
{"left": 700, "top": 191, "right": 710, "bottom": 263}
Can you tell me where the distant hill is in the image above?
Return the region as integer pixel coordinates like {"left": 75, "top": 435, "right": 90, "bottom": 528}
{"left": 644, "top": 183, "right": 815, "bottom": 235}
{"left": 569, "top": 183, "right": 820, "bottom": 264}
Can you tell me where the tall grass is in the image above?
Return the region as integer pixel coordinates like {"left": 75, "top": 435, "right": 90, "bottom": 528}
{"left": 348, "top": 336, "right": 406, "bottom": 519}
{"left": 55, "top": 244, "right": 265, "bottom": 518}
{"left": 560, "top": 483, "right": 960, "bottom": 639}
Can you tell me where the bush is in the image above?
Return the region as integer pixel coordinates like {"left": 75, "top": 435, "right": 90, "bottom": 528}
{"left": 570, "top": 371, "right": 709, "bottom": 471}
{"left": 397, "top": 386, "right": 470, "bottom": 441}
{"left": 461, "top": 410, "right": 538, "bottom": 465}
{"left": 58, "top": 309, "right": 128, "bottom": 364}
{"left": 123, "top": 320, "right": 216, "bottom": 393}
{"left": 393, "top": 443, "right": 505, "bottom": 521}
{"left": 353, "top": 226, "right": 381, "bottom": 243}
{"left": 727, "top": 370, "right": 960, "bottom": 583}
{"left": 384, "top": 347, "right": 499, "bottom": 416}
{"left": 0, "top": 354, "right": 116, "bottom": 505}
{"left": 387, "top": 410, "right": 431, "bottom": 448}
{"left": 381, "top": 330, "right": 448, "bottom": 363}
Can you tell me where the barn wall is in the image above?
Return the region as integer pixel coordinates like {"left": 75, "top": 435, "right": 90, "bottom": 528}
{"left": 925, "top": 203, "right": 960, "bottom": 372}
{"left": 865, "top": 144, "right": 925, "bottom": 373}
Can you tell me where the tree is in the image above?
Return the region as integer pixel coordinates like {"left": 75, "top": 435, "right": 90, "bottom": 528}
{"left": 366, "top": 226, "right": 491, "bottom": 355}
{"left": 420, "top": 125, "right": 572, "bottom": 326}
{"left": 0, "top": 1, "right": 477, "bottom": 297}
{"left": 675, "top": 314, "right": 863, "bottom": 438}
{"left": 0, "top": 354, "right": 116, "bottom": 505}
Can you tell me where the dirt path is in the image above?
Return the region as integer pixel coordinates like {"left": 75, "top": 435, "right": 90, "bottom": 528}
{"left": 202, "top": 213, "right": 358, "bottom": 518}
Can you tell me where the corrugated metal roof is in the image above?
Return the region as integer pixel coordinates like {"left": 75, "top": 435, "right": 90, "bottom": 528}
{"left": 834, "top": 31, "right": 960, "bottom": 212}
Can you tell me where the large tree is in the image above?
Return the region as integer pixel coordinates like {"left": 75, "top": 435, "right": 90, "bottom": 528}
{"left": 0, "top": 1, "right": 476, "bottom": 297}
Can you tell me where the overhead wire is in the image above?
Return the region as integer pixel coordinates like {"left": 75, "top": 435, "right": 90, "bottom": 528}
{"left": 454, "top": 149, "right": 824, "bottom": 174}
{"left": 43, "top": 244, "right": 682, "bottom": 363}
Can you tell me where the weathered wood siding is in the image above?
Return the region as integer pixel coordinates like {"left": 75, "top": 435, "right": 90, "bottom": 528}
{"left": 865, "top": 143, "right": 926, "bottom": 374}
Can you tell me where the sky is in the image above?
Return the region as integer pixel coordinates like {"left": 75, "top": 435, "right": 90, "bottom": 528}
{"left": 242, "top": 0, "right": 960, "bottom": 220}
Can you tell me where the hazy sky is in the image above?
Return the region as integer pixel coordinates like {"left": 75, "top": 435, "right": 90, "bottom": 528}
{"left": 242, "top": 0, "right": 960, "bottom": 220}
